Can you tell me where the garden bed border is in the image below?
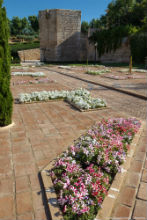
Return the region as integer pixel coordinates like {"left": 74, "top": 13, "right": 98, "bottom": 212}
{"left": 0, "top": 121, "right": 15, "bottom": 130}
{"left": 41, "top": 119, "right": 145, "bottom": 220}
{"left": 15, "top": 98, "right": 64, "bottom": 104}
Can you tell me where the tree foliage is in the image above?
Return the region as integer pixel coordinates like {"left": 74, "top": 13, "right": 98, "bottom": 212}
{"left": 90, "top": 25, "right": 135, "bottom": 57}
{"left": 9, "top": 15, "right": 39, "bottom": 36}
{"left": 81, "top": 21, "right": 89, "bottom": 34}
{"left": 28, "top": 16, "right": 39, "bottom": 32}
{"left": 89, "top": 0, "right": 147, "bottom": 63}
{"left": 0, "top": 0, "right": 13, "bottom": 126}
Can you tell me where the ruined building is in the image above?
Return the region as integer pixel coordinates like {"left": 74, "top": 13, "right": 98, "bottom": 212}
{"left": 39, "top": 9, "right": 130, "bottom": 63}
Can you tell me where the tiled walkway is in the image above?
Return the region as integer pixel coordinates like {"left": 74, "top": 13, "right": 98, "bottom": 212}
{"left": 46, "top": 65, "right": 147, "bottom": 97}
{"left": 0, "top": 65, "right": 146, "bottom": 220}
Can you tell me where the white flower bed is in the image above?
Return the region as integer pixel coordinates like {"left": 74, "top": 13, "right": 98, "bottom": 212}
{"left": 18, "top": 88, "right": 107, "bottom": 110}
{"left": 58, "top": 66, "right": 72, "bottom": 69}
{"left": 86, "top": 69, "right": 111, "bottom": 75}
{"left": 11, "top": 66, "right": 28, "bottom": 70}
{"left": 67, "top": 94, "right": 106, "bottom": 110}
{"left": 18, "top": 88, "right": 89, "bottom": 103}
{"left": 132, "top": 69, "right": 147, "bottom": 73}
{"left": 11, "top": 72, "right": 45, "bottom": 77}
{"left": 19, "top": 90, "right": 69, "bottom": 103}
{"left": 119, "top": 69, "right": 147, "bottom": 73}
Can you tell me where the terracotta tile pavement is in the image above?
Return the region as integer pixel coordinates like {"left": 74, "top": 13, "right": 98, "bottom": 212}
{"left": 0, "top": 65, "right": 146, "bottom": 219}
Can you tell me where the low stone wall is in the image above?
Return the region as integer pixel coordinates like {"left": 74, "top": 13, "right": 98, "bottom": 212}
{"left": 99, "top": 43, "right": 130, "bottom": 63}
{"left": 18, "top": 48, "right": 40, "bottom": 61}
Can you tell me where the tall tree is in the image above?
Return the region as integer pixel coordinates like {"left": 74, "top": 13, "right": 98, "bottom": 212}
{"left": 28, "top": 15, "right": 39, "bottom": 33}
{"left": 10, "top": 16, "right": 22, "bottom": 35}
{"left": 81, "top": 21, "right": 89, "bottom": 34}
{"left": 89, "top": 19, "right": 101, "bottom": 28}
{"left": 0, "top": 0, "right": 13, "bottom": 126}
{"left": 21, "top": 17, "right": 29, "bottom": 30}
{"left": 90, "top": 0, "right": 147, "bottom": 62}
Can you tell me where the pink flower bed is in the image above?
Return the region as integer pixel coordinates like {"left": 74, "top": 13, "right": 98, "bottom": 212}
{"left": 51, "top": 118, "right": 141, "bottom": 220}
{"left": 12, "top": 78, "right": 55, "bottom": 85}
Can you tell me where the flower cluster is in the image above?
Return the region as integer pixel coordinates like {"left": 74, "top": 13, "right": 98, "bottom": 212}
{"left": 67, "top": 94, "right": 106, "bottom": 110}
{"left": 11, "top": 72, "right": 45, "bottom": 77}
{"left": 18, "top": 88, "right": 89, "bottom": 103}
{"left": 18, "top": 88, "right": 106, "bottom": 111}
{"left": 51, "top": 118, "right": 141, "bottom": 220}
{"left": 86, "top": 69, "right": 111, "bottom": 75}
{"left": 12, "top": 78, "right": 55, "bottom": 85}
{"left": 19, "top": 90, "right": 69, "bottom": 103}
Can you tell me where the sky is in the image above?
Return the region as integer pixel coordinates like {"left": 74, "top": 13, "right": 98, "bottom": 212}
{"left": 3, "top": 0, "right": 112, "bottom": 22}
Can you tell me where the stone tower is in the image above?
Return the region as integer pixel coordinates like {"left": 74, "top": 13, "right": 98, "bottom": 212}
{"left": 39, "top": 9, "right": 81, "bottom": 62}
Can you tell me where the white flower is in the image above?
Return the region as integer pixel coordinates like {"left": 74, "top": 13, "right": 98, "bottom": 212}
{"left": 18, "top": 88, "right": 107, "bottom": 110}
{"left": 12, "top": 72, "right": 45, "bottom": 77}
{"left": 67, "top": 94, "right": 106, "bottom": 110}
{"left": 86, "top": 69, "right": 111, "bottom": 75}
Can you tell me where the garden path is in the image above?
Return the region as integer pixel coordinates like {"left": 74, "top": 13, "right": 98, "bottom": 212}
{"left": 0, "top": 65, "right": 146, "bottom": 220}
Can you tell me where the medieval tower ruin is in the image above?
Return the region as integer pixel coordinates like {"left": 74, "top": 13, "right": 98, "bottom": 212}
{"left": 39, "top": 9, "right": 86, "bottom": 62}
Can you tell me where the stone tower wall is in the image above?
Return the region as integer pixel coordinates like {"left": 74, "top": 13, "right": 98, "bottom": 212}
{"left": 39, "top": 9, "right": 81, "bottom": 62}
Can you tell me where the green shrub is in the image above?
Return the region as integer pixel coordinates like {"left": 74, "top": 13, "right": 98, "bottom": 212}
{"left": 130, "top": 32, "right": 147, "bottom": 63}
{"left": 0, "top": 0, "right": 13, "bottom": 126}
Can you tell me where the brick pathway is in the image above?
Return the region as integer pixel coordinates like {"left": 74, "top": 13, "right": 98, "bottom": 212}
{"left": 46, "top": 65, "right": 147, "bottom": 97}
{"left": 111, "top": 129, "right": 147, "bottom": 220}
{"left": 0, "top": 65, "right": 146, "bottom": 220}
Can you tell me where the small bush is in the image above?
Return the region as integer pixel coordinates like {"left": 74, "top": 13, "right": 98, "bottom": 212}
{"left": 130, "top": 32, "right": 147, "bottom": 64}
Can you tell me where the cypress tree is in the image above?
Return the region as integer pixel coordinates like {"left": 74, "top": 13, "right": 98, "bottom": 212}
{"left": 0, "top": 0, "right": 13, "bottom": 126}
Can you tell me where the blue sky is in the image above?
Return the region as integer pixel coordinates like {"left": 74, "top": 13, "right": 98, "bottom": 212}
{"left": 4, "top": 0, "right": 112, "bottom": 22}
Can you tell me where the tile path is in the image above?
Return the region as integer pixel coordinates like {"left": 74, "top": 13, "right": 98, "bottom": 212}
{"left": 45, "top": 65, "right": 147, "bottom": 97}
{"left": 0, "top": 65, "right": 146, "bottom": 220}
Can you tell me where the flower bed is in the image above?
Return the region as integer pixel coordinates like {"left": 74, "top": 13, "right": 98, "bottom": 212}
{"left": 18, "top": 88, "right": 107, "bottom": 111}
{"left": 18, "top": 88, "right": 90, "bottom": 104}
{"left": 86, "top": 69, "right": 111, "bottom": 75}
{"left": 12, "top": 78, "right": 55, "bottom": 85}
{"left": 11, "top": 72, "right": 45, "bottom": 77}
{"left": 19, "top": 90, "right": 69, "bottom": 103}
{"left": 50, "top": 118, "right": 141, "bottom": 220}
{"left": 66, "top": 94, "right": 106, "bottom": 111}
{"left": 59, "top": 66, "right": 72, "bottom": 69}
{"left": 119, "top": 69, "right": 147, "bottom": 73}
{"left": 102, "top": 74, "right": 146, "bottom": 80}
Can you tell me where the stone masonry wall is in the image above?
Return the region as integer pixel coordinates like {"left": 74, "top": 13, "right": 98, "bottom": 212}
{"left": 87, "top": 39, "right": 130, "bottom": 63}
{"left": 87, "top": 29, "right": 130, "bottom": 63}
{"left": 99, "top": 43, "right": 130, "bottom": 63}
{"left": 39, "top": 9, "right": 81, "bottom": 62}
{"left": 18, "top": 48, "right": 40, "bottom": 61}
